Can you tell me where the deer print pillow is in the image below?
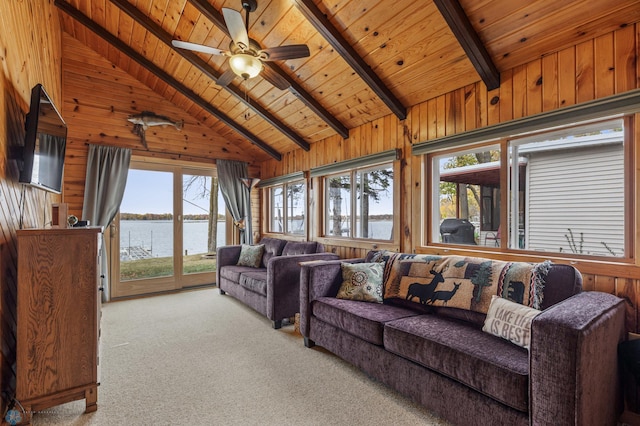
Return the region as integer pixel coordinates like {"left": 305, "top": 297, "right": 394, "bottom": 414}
{"left": 386, "top": 256, "right": 550, "bottom": 315}
{"left": 391, "top": 258, "right": 493, "bottom": 312}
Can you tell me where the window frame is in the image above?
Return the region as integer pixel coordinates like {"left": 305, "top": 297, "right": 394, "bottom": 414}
{"left": 423, "top": 116, "right": 634, "bottom": 262}
{"left": 320, "top": 160, "right": 397, "bottom": 243}
{"left": 263, "top": 178, "right": 307, "bottom": 238}
{"left": 428, "top": 142, "right": 502, "bottom": 246}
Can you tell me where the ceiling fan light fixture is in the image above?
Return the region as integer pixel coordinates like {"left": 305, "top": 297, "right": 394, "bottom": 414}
{"left": 229, "top": 53, "right": 263, "bottom": 79}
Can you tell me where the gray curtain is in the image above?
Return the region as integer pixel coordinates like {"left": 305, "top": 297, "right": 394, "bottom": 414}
{"left": 217, "top": 159, "right": 252, "bottom": 244}
{"left": 82, "top": 145, "right": 132, "bottom": 302}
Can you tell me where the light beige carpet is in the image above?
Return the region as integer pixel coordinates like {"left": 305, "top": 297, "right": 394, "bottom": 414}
{"left": 30, "top": 288, "right": 449, "bottom": 425}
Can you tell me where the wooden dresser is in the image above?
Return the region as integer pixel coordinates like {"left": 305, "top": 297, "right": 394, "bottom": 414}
{"left": 16, "top": 227, "right": 102, "bottom": 423}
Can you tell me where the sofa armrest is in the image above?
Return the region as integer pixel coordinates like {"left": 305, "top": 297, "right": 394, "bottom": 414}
{"left": 266, "top": 253, "right": 339, "bottom": 322}
{"left": 530, "top": 291, "right": 625, "bottom": 426}
{"left": 299, "top": 257, "right": 364, "bottom": 338}
{"left": 216, "top": 245, "right": 242, "bottom": 286}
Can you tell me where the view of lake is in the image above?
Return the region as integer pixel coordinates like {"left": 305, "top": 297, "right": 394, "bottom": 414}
{"left": 120, "top": 220, "right": 226, "bottom": 259}
{"left": 326, "top": 220, "right": 393, "bottom": 240}
{"left": 120, "top": 219, "right": 394, "bottom": 260}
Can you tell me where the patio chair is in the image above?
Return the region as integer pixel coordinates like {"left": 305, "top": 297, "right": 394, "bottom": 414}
{"left": 484, "top": 225, "right": 501, "bottom": 247}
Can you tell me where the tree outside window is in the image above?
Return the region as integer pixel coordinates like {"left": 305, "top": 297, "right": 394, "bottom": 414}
{"left": 325, "top": 163, "right": 394, "bottom": 241}
{"left": 434, "top": 146, "right": 500, "bottom": 246}
{"left": 267, "top": 180, "right": 306, "bottom": 235}
{"left": 286, "top": 182, "right": 305, "bottom": 235}
{"left": 269, "top": 186, "right": 284, "bottom": 233}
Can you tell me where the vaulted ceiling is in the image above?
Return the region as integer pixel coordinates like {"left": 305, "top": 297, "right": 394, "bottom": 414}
{"left": 55, "top": 0, "right": 640, "bottom": 163}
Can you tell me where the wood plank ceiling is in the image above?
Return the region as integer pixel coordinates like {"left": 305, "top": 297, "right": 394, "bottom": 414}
{"left": 56, "top": 0, "right": 640, "bottom": 163}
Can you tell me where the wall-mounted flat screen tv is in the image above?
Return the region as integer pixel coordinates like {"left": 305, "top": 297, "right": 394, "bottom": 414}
{"left": 19, "top": 84, "right": 67, "bottom": 194}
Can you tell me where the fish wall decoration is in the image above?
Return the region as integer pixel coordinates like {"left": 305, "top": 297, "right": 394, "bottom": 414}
{"left": 127, "top": 111, "right": 184, "bottom": 149}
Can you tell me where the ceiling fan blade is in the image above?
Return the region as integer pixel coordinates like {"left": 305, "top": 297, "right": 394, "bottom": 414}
{"left": 171, "top": 40, "right": 228, "bottom": 56}
{"left": 261, "top": 66, "right": 290, "bottom": 90}
{"left": 222, "top": 8, "right": 249, "bottom": 50}
{"left": 259, "top": 44, "right": 311, "bottom": 61}
{"left": 216, "top": 68, "right": 237, "bottom": 87}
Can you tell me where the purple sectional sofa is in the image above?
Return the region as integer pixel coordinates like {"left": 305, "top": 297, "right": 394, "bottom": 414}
{"left": 299, "top": 252, "right": 626, "bottom": 425}
{"left": 216, "top": 237, "right": 338, "bottom": 328}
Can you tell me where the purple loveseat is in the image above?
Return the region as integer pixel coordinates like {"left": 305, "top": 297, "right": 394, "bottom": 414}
{"left": 217, "top": 237, "right": 338, "bottom": 328}
{"left": 300, "top": 252, "right": 626, "bottom": 425}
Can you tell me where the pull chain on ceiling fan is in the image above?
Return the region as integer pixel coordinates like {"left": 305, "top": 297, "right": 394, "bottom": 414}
{"left": 172, "top": 0, "right": 310, "bottom": 89}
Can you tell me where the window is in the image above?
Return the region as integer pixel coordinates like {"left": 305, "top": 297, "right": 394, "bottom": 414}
{"left": 266, "top": 180, "right": 306, "bottom": 236}
{"left": 268, "top": 185, "right": 284, "bottom": 232}
{"left": 510, "top": 119, "right": 625, "bottom": 257}
{"left": 114, "top": 162, "right": 223, "bottom": 298}
{"left": 428, "top": 118, "right": 629, "bottom": 258}
{"left": 431, "top": 146, "right": 501, "bottom": 246}
{"left": 324, "top": 163, "right": 394, "bottom": 240}
{"left": 286, "top": 182, "right": 306, "bottom": 235}
{"left": 326, "top": 172, "right": 351, "bottom": 237}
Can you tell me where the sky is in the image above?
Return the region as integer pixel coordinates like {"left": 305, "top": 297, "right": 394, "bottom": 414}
{"left": 120, "top": 169, "right": 226, "bottom": 216}
{"left": 120, "top": 169, "right": 395, "bottom": 217}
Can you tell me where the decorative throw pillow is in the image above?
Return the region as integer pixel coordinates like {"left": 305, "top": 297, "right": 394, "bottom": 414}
{"left": 236, "top": 244, "right": 265, "bottom": 268}
{"left": 386, "top": 255, "right": 550, "bottom": 315}
{"left": 337, "top": 262, "right": 384, "bottom": 303}
{"left": 373, "top": 251, "right": 442, "bottom": 299}
{"left": 482, "top": 295, "right": 541, "bottom": 349}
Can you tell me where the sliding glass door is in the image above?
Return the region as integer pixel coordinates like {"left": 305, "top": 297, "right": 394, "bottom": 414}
{"left": 110, "top": 161, "right": 226, "bottom": 298}
{"left": 182, "top": 173, "right": 223, "bottom": 276}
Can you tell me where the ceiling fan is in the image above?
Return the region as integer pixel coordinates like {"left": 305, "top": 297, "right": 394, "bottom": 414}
{"left": 172, "top": 0, "right": 310, "bottom": 90}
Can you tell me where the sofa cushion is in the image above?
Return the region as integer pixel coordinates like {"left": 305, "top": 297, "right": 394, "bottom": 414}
{"left": 337, "top": 262, "right": 384, "bottom": 303}
{"left": 384, "top": 315, "right": 529, "bottom": 412}
{"left": 237, "top": 244, "right": 265, "bottom": 268}
{"left": 428, "top": 306, "right": 487, "bottom": 327}
{"left": 282, "top": 240, "right": 318, "bottom": 256}
{"left": 538, "top": 263, "right": 582, "bottom": 309}
{"left": 385, "top": 296, "right": 488, "bottom": 328}
{"left": 483, "top": 295, "right": 541, "bottom": 349}
{"left": 239, "top": 270, "right": 268, "bottom": 296}
{"left": 260, "top": 237, "right": 287, "bottom": 267}
{"left": 312, "top": 297, "right": 421, "bottom": 346}
{"left": 220, "top": 265, "right": 266, "bottom": 284}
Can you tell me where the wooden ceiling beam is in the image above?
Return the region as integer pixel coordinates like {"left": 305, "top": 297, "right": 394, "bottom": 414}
{"left": 293, "top": 0, "right": 407, "bottom": 121}
{"left": 54, "top": 0, "right": 282, "bottom": 161}
{"left": 188, "top": 0, "right": 350, "bottom": 139}
{"left": 108, "top": 0, "right": 310, "bottom": 152}
{"left": 433, "top": 0, "right": 500, "bottom": 90}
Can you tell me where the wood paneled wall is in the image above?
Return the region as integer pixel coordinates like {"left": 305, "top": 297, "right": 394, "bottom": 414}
{"left": 0, "top": 11, "right": 635, "bottom": 418}
{"left": 260, "top": 24, "right": 640, "bottom": 332}
{"left": 61, "top": 34, "right": 262, "bottom": 219}
{"left": 0, "top": 0, "right": 64, "bottom": 409}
